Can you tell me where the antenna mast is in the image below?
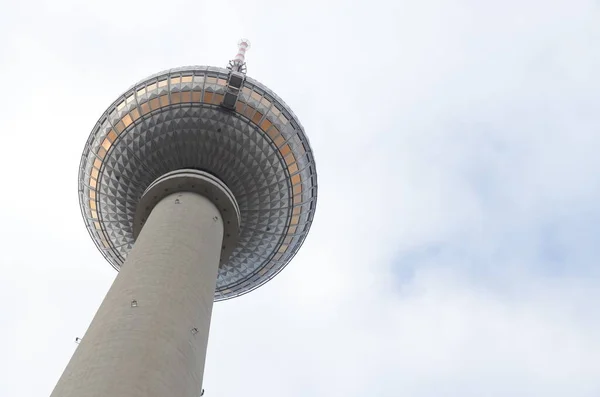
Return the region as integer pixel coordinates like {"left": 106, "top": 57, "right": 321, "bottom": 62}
{"left": 228, "top": 39, "right": 251, "bottom": 74}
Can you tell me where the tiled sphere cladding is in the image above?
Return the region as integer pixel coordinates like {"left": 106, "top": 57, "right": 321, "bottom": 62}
{"left": 78, "top": 66, "right": 317, "bottom": 301}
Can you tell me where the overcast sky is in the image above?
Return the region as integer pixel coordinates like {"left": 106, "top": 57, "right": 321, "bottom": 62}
{"left": 1, "top": 0, "right": 600, "bottom": 396}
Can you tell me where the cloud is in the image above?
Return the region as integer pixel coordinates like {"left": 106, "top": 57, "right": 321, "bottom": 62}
{"left": 0, "top": 0, "right": 599, "bottom": 396}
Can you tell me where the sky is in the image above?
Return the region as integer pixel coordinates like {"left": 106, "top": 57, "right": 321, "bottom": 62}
{"left": 1, "top": 0, "right": 599, "bottom": 396}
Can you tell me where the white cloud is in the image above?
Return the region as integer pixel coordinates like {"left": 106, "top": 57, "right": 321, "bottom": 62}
{"left": 1, "top": 0, "right": 599, "bottom": 396}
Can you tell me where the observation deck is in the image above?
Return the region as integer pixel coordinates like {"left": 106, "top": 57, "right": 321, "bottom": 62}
{"left": 78, "top": 65, "right": 318, "bottom": 300}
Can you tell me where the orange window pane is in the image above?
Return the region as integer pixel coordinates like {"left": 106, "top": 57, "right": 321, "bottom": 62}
{"left": 288, "top": 163, "right": 299, "bottom": 174}
{"left": 91, "top": 210, "right": 98, "bottom": 219}
{"left": 98, "top": 147, "right": 107, "bottom": 159}
{"left": 192, "top": 92, "right": 201, "bottom": 102}
{"left": 284, "top": 236, "right": 293, "bottom": 244}
{"left": 293, "top": 194, "right": 302, "bottom": 205}
{"left": 213, "top": 93, "right": 224, "bottom": 104}
{"left": 260, "top": 118, "right": 272, "bottom": 131}
{"left": 204, "top": 92, "right": 214, "bottom": 103}
{"left": 244, "top": 106, "right": 255, "bottom": 119}
{"left": 136, "top": 87, "right": 146, "bottom": 97}
{"left": 117, "top": 100, "right": 126, "bottom": 111}
{"left": 182, "top": 76, "right": 193, "bottom": 83}
{"left": 260, "top": 97, "right": 272, "bottom": 108}
{"left": 288, "top": 225, "right": 297, "bottom": 234}
{"left": 146, "top": 83, "right": 157, "bottom": 92}
{"left": 293, "top": 206, "right": 301, "bottom": 215}
{"left": 278, "top": 244, "right": 288, "bottom": 253}
{"left": 149, "top": 98, "right": 160, "bottom": 110}
{"left": 273, "top": 253, "right": 283, "bottom": 261}
{"left": 293, "top": 184, "right": 302, "bottom": 195}
{"left": 122, "top": 114, "right": 133, "bottom": 128}
{"left": 89, "top": 178, "right": 97, "bottom": 188}
{"left": 94, "top": 221, "right": 101, "bottom": 230}
{"left": 114, "top": 121, "right": 125, "bottom": 134}
{"left": 206, "top": 77, "right": 217, "bottom": 84}
{"left": 267, "top": 126, "right": 280, "bottom": 139}
{"left": 89, "top": 200, "right": 97, "bottom": 210}
{"left": 217, "top": 78, "right": 227, "bottom": 86}
{"left": 101, "top": 138, "right": 111, "bottom": 151}
{"left": 159, "top": 95, "right": 169, "bottom": 107}
{"left": 285, "top": 154, "right": 296, "bottom": 165}
{"left": 140, "top": 102, "right": 150, "bottom": 115}
{"left": 158, "top": 79, "right": 168, "bottom": 87}
{"left": 274, "top": 135, "right": 285, "bottom": 147}
{"left": 171, "top": 92, "right": 181, "bottom": 103}
{"left": 251, "top": 91, "right": 262, "bottom": 101}
{"left": 291, "top": 174, "right": 301, "bottom": 185}
{"left": 290, "top": 215, "right": 299, "bottom": 225}
{"left": 93, "top": 158, "right": 102, "bottom": 169}
{"left": 235, "top": 101, "right": 245, "bottom": 113}
{"left": 89, "top": 190, "right": 96, "bottom": 200}
{"left": 181, "top": 92, "right": 191, "bottom": 102}
{"left": 242, "top": 87, "right": 251, "bottom": 97}
{"left": 91, "top": 168, "right": 99, "bottom": 179}
{"left": 107, "top": 130, "right": 117, "bottom": 142}
{"left": 271, "top": 106, "right": 281, "bottom": 117}
{"left": 280, "top": 145, "right": 291, "bottom": 156}
{"left": 170, "top": 76, "right": 181, "bottom": 85}
{"left": 252, "top": 111, "right": 263, "bottom": 124}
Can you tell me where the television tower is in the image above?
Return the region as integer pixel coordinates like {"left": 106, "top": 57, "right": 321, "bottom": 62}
{"left": 50, "top": 41, "right": 317, "bottom": 397}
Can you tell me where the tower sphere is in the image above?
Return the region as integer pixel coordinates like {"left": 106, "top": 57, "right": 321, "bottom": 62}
{"left": 78, "top": 65, "right": 318, "bottom": 300}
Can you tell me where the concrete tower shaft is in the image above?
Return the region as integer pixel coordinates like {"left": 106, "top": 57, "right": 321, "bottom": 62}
{"left": 51, "top": 173, "right": 235, "bottom": 397}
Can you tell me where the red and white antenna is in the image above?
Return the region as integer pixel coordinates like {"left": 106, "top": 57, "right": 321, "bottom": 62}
{"left": 228, "top": 39, "right": 251, "bottom": 74}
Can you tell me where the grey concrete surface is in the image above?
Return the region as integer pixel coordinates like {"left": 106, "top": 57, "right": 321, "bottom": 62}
{"left": 134, "top": 169, "right": 240, "bottom": 268}
{"left": 50, "top": 191, "right": 223, "bottom": 397}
